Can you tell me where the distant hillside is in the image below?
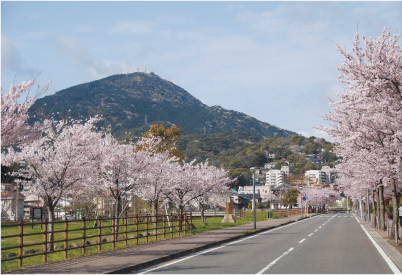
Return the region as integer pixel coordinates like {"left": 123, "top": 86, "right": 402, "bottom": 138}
{"left": 28, "top": 73, "right": 298, "bottom": 139}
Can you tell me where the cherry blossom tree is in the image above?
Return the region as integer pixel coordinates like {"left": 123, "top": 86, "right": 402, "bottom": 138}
{"left": 2, "top": 117, "right": 104, "bottom": 250}
{"left": 135, "top": 149, "right": 181, "bottom": 219}
{"left": 164, "top": 160, "right": 231, "bottom": 227}
{"left": 190, "top": 161, "right": 232, "bottom": 224}
{"left": 320, "top": 27, "right": 402, "bottom": 235}
{"left": 1, "top": 80, "right": 51, "bottom": 148}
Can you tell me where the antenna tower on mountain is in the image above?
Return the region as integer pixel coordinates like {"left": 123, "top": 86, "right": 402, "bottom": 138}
{"left": 123, "top": 60, "right": 126, "bottom": 75}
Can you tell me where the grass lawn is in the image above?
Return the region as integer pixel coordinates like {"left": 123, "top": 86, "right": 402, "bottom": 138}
{"left": 1, "top": 211, "right": 274, "bottom": 272}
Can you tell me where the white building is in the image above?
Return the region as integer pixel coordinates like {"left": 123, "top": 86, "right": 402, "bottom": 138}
{"left": 281, "top": 166, "right": 290, "bottom": 177}
{"left": 266, "top": 170, "right": 285, "bottom": 186}
{"left": 321, "top": 166, "right": 331, "bottom": 185}
{"left": 305, "top": 166, "right": 331, "bottom": 186}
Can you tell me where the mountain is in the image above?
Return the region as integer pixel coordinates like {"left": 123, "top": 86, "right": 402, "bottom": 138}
{"left": 28, "top": 72, "right": 298, "bottom": 138}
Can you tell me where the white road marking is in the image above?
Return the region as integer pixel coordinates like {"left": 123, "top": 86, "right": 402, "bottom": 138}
{"left": 256, "top": 247, "right": 294, "bottom": 274}
{"left": 319, "top": 226, "right": 322, "bottom": 228}
{"left": 315, "top": 229, "right": 318, "bottom": 232}
{"left": 138, "top": 214, "right": 312, "bottom": 274}
{"left": 308, "top": 233, "right": 313, "bottom": 236}
{"left": 360, "top": 224, "right": 401, "bottom": 274}
{"left": 299, "top": 238, "right": 306, "bottom": 243}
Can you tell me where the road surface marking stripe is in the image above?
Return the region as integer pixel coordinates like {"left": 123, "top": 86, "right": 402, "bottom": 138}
{"left": 360, "top": 224, "right": 401, "bottom": 274}
{"left": 256, "top": 247, "right": 294, "bottom": 274}
{"left": 308, "top": 233, "right": 313, "bottom": 236}
{"left": 315, "top": 229, "right": 318, "bottom": 232}
{"left": 299, "top": 239, "right": 306, "bottom": 243}
{"left": 319, "top": 226, "right": 322, "bottom": 228}
{"left": 138, "top": 216, "right": 312, "bottom": 274}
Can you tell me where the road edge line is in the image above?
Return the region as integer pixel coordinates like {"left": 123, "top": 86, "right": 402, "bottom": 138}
{"left": 360, "top": 224, "right": 401, "bottom": 274}
{"left": 107, "top": 215, "right": 319, "bottom": 274}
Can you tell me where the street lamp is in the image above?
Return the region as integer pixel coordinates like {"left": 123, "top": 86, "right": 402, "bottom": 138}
{"left": 250, "top": 167, "right": 256, "bottom": 229}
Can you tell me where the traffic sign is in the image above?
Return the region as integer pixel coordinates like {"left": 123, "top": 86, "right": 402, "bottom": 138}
{"left": 302, "top": 192, "right": 306, "bottom": 197}
{"left": 302, "top": 197, "right": 306, "bottom": 201}
{"left": 306, "top": 197, "right": 308, "bottom": 200}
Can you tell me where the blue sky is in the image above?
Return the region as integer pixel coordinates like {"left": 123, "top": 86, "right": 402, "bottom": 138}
{"left": 2, "top": 1, "right": 401, "bottom": 139}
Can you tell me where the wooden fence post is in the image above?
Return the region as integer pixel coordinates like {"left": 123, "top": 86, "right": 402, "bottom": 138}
{"left": 154, "top": 215, "right": 157, "bottom": 242}
{"left": 18, "top": 220, "right": 23, "bottom": 268}
{"left": 177, "top": 215, "right": 180, "bottom": 237}
{"left": 64, "top": 217, "right": 68, "bottom": 259}
{"left": 124, "top": 212, "right": 128, "bottom": 247}
{"left": 145, "top": 216, "right": 149, "bottom": 243}
{"left": 190, "top": 212, "right": 193, "bottom": 234}
{"left": 82, "top": 217, "right": 86, "bottom": 255}
{"left": 43, "top": 219, "right": 47, "bottom": 263}
{"left": 163, "top": 214, "right": 166, "bottom": 239}
{"left": 170, "top": 214, "right": 173, "bottom": 238}
{"left": 135, "top": 214, "right": 139, "bottom": 245}
{"left": 184, "top": 213, "right": 187, "bottom": 236}
{"left": 98, "top": 216, "right": 101, "bottom": 252}
{"left": 112, "top": 216, "right": 115, "bottom": 250}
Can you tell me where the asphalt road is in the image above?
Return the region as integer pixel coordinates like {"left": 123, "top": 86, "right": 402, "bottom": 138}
{"left": 137, "top": 212, "right": 396, "bottom": 274}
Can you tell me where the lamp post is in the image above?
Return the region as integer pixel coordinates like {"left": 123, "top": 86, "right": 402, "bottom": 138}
{"left": 250, "top": 167, "right": 256, "bottom": 229}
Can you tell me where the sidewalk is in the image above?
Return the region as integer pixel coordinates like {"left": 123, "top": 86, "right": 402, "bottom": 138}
{"left": 355, "top": 214, "right": 402, "bottom": 272}
{"left": 5, "top": 214, "right": 314, "bottom": 274}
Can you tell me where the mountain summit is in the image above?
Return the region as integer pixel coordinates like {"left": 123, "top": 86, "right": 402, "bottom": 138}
{"left": 29, "top": 73, "right": 297, "bottom": 138}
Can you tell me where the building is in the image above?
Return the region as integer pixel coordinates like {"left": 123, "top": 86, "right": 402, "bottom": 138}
{"left": 305, "top": 154, "right": 326, "bottom": 166}
{"left": 304, "top": 166, "right": 331, "bottom": 187}
{"left": 266, "top": 170, "right": 286, "bottom": 186}
{"left": 281, "top": 166, "right": 290, "bottom": 177}
{"left": 1, "top": 183, "right": 25, "bottom": 221}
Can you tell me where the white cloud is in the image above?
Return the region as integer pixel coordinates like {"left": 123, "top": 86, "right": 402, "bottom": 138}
{"left": 48, "top": 34, "right": 122, "bottom": 79}
{"left": 1, "top": 34, "right": 37, "bottom": 76}
{"left": 109, "top": 20, "right": 156, "bottom": 34}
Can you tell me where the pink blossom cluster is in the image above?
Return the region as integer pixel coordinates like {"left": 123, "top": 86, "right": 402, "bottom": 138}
{"left": 319, "top": 27, "right": 402, "bottom": 207}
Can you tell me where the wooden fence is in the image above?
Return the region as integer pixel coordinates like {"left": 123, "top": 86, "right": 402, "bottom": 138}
{"left": 190, "top": 210, "right": 245, "bottom": 218}
{"left": 273, "top": 209, "right": 302, "bottom": 218}
{"left": 1, "top": 213, "right": 192, "bottom": 268}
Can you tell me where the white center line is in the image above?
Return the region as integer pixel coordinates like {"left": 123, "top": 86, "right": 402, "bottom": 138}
{"left": 299, "top": 238, "right": 306, "bottom": 243}
{"left": 315, "top": 229, "right": 318, "bottom": 232}
{"left": 308, "top": 233, "right": 313, "bottom": 236}
{"left": 319, "top": 226, "right": 322, "bottom": 228}
{"left": 256, "top": 247, "right": 294, "bottom": 274}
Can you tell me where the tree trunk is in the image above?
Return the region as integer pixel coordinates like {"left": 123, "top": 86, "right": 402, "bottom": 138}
{"left": 114, "top": 195, "right": 121, "bottom": 234}
{"left": 379, "top": 184, "right": 385, "bottom": 230}
{"left": 47, "top": 204, "right": 55, "bottom": 251}
{"left": 390, "top": 177, "right": 399, "bottom": 239}
{"left": 178, "top": 205, "right": 184, "bottom": 231}
{"left": 201, "top": 205, "right": 206, "bottom": 225}
{"left": 151, "top": 200, "right": 158, "bottom": 222}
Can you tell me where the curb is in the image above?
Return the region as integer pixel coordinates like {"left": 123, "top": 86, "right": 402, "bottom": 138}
{"left": 106, "top": 215, "right": 317, "bottom": 274}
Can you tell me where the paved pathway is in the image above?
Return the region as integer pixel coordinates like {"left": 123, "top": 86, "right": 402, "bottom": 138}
{"left": 5, "top": 214, "right": 309, "bottom": 274}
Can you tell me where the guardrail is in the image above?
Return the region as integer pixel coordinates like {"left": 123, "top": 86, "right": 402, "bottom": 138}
{"left": 1, "top": 213, "right": 192, "bottom": 268}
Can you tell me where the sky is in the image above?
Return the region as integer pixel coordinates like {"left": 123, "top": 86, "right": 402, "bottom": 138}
{"left": 1, "top": 1, "right": 402, "bottom": 140}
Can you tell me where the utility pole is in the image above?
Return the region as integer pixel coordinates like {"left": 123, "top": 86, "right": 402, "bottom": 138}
{"left": 250, "top": 167, "right": 256, "bottom": 229}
